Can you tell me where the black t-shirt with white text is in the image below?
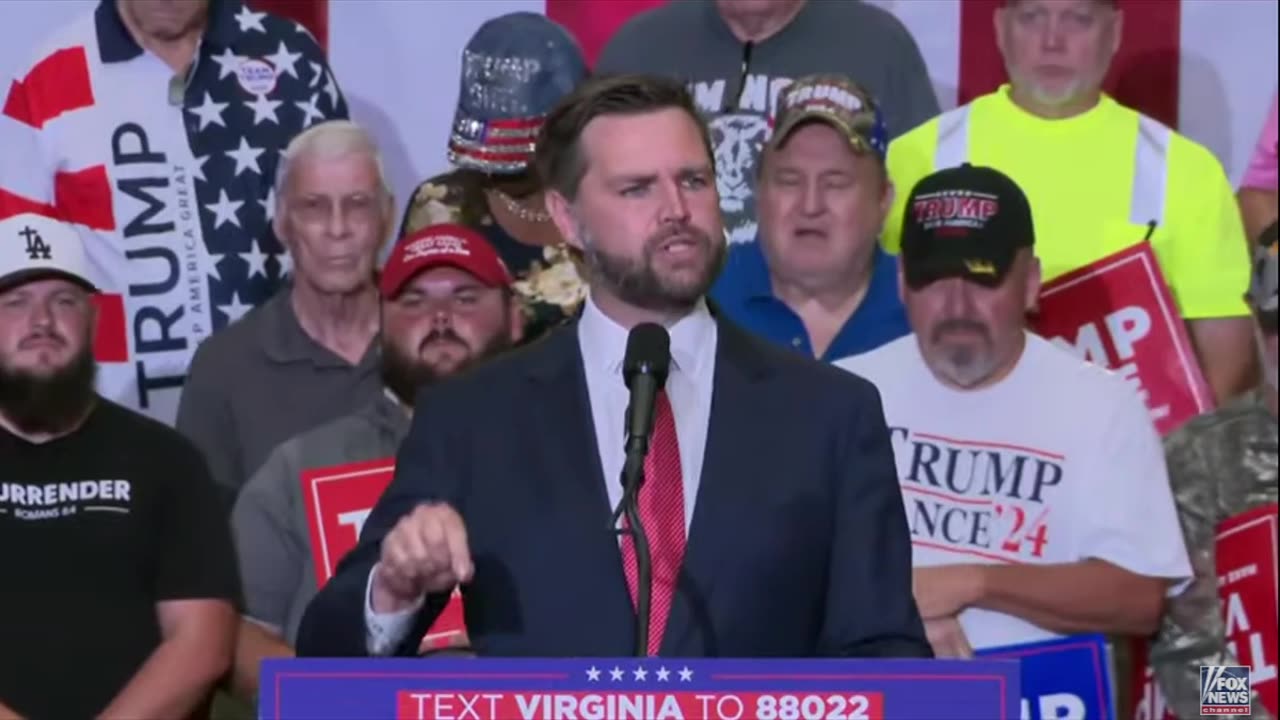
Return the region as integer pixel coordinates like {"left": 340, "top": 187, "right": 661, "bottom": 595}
{"left": 0, "top": 399, "right": 240, "bottom": 719}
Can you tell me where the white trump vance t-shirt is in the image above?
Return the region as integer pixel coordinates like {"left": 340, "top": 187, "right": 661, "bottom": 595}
{"left": 836, "top": 332, "right": 1192, "bottom": 650}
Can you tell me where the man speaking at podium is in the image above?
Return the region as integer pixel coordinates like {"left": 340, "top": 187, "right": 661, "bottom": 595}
{"left": 296, "top": 74, "right": 930, "bottom": 660}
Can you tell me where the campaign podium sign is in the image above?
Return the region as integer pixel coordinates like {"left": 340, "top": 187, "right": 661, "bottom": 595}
{"left": 259, "top": 657, "right": 1020, "bottom": 720}
{"left": 299, "top": 459, "right": 468, "bottom": 650}
{"left": 1215, "top": 503, "right": 1279, "bottom": 717}
{"left": 1031, "top": 241, "right": 1214, "bottom": 437}
{"left": 979, "top": 634, "right": 1113, "bottom": 719}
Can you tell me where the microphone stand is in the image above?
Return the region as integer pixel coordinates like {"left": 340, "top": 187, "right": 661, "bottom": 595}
{"left": 611, "top": 433, "right": 653, "bottom": 658}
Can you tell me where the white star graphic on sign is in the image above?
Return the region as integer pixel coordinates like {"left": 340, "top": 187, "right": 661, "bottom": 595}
{"left": 241, "top": 240, "right": 269, "bottom": 280}
{"left": 234, "top": 6, "right": 267, "bottom": 33}
{"left": 226, "top": 137, "right": 265, "bottom": 177}
{"left": 585, "top": 667, "right": 601, "bottom": 682}
{"left": 265, "top": 40, "right": 302, "bottom": 79}
{"left": 218, "top": 291, "right": 253, "bottom": 325}
{"left": 205, "top": 189, "right": 243, "bottom": 229}
{"left": 609, "top": 667, "right": 624, "bottom": 682}
{"left": 295, "top": 94, "right": 324, "bottom": 128}
{"left": 211, "top": 47, "right": 242, "bottom": 79}
{"left": 655, "top": 667, "right": 671, "bottom": 682}
{"left": 191, "top": 154, "right": 210, "bottom": 183}
{"left": 275, "top": 249, "right": 293, "bottom": 278}
{"left": 188, "top": 92, "right": 228, "bottom": 131}
{"left": 307, "top": 60, "right": 323, "bottom": 88}
{"left": 678, "top": 667, "right": 693, "bottom": 682}
{"left": 632, "top": 667, "right": 648, "bottom": 681}
{"left": 322, "top": 70, "right": 340, "bottom": 109}
{"left": 245, "top": 94, "right": 282, "bottom": 125}
{"left": 259, "top": 186, "right": 277, "bottom": 222}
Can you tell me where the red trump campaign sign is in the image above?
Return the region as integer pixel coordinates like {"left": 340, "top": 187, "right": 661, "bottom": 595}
{"left": 1215, "top": 504, "right": 1279, "bottom": 717}
{"left": 1031, "top": 241, "right": 1214, "bottom": 437}
{"left": 1031, "top": 241, "right": 1213, "bottom": 720}
{"left": 300, "top": 459, "right": 468, "bottom": 651}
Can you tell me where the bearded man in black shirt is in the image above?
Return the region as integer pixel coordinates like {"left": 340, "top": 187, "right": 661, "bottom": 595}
{"left": 0, "top": 213, "right": 240, "bottom": 720}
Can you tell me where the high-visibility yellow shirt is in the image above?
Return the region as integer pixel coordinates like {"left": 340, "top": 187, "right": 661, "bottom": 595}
{"left": 884, "top": 85, "right": 1249, "bottom": 319}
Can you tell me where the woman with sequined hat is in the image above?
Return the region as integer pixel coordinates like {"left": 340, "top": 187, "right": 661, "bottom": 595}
{"left": 398, "top": 12, "right": 589, "bottom": 342}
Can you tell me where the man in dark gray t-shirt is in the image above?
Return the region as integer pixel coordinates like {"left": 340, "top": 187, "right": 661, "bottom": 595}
{"left": 597, "top": 0, "right": 939, "bottom": 247}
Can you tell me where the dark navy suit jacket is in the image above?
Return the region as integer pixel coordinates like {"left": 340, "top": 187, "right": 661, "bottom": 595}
{"left": 296, "top": 316, "right": 930, "bottom": 659}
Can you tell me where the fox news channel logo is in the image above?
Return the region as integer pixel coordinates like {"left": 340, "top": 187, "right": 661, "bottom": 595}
{"left": 1200, "top": 665, "right": 1251, "bottom": 715}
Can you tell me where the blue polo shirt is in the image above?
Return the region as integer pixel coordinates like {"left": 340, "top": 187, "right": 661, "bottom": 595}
{"left": 711, "top": 240, "right": 909, "bottom": 361}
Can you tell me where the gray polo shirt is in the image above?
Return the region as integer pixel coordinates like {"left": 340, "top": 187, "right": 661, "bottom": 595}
{"left": 231, "top": 394, "right": 409, "bottom": 645}
{"left": 175, "top": 289, "right": 382, "bottom": 505}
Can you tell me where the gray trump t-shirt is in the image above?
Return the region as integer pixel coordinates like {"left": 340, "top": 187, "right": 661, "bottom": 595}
{"left": 596, "top": 0, "right": 940, "bottom": 246}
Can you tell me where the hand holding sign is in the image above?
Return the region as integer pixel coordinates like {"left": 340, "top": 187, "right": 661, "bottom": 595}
{"left": 372, "top": 502, "right": 474, "bottom": 613}
{"left": 913, "top": 565, "right": 983, "bottom": 619}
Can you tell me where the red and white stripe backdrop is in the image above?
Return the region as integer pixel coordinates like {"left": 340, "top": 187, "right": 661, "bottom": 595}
{"left": 2, "top": 0, "right": 1275, "bottom": 221}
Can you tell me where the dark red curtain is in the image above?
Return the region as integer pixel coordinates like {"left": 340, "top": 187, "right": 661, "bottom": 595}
{"left": 546, "top": 0, "right": 667, "bottom": 67}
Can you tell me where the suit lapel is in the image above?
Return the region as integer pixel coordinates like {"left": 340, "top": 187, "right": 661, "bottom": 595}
{"left": 662, "top": 319, "right": 773, "bottom": 654}
{"left": 524, "top": 324, "right": 636, "bottom": 628}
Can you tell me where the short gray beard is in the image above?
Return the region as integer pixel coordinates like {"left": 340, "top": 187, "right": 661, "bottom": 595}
{"left": 1008, "top": 67, "right": 1100, "bottom": 110}
{"left": 923, "top": 319, "right": 1001, "bottom": 389}
{"left": 926, "top": 344, "right": 1002, "bottom": 389}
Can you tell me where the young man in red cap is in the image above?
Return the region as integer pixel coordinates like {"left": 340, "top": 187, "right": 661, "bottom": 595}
{"left": 227, "top": 223, "right": 521, "bottom": 702}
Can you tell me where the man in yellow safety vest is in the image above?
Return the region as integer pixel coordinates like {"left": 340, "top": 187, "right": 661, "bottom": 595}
{"left": 883, "top": 0, "right": 1255, "bottom": 404}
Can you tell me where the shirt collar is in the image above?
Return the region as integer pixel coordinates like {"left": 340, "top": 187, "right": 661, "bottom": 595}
{"left": 736, "top": 240, "right": 775, "bottom": 301}
{"left": 578, "top": 293, "right": 716, "bottom": 382}
{"left": 745, "top": 240, "right": 898, "bottom": 305}
{"left": 260, "top": 290, "right": 381, "bottom": 370}
{"left": 95, "top": 0, "right": 241, "bottom": 64}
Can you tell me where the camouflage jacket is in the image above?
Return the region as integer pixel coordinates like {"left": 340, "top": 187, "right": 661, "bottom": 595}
{"left": 1151, "top": 390, "right": 1278, "bottom": 719}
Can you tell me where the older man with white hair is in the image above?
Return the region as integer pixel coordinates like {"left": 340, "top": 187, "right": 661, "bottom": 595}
{"left": 176, "top": 120, "right": 390, "bottom": 506}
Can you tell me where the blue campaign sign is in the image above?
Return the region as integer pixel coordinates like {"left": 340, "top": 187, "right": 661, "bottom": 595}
{"left": 977, "top": 634, "right": 1114, "bottom": 719}
{"left": 260, "top": 657, "right": 1020, "bottom": 720}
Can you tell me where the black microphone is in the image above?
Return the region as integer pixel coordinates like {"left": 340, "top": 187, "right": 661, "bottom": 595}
{"left": 623, "top": 323, "right": 671, "bottom": 457}
{"left": 612, "top": 322, "right": 670, "bottom": 657}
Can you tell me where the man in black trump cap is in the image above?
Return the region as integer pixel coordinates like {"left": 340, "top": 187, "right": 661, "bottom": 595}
{"left": 838, "top": 165, "right": 1191, "bottom": 659}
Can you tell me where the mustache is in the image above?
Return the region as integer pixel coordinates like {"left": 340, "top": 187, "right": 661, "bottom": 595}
{"left": 418, "top": 329, "right": 467, "bottom": 352}
{"left": 646, "top": 224, "right": 713, "bottom": 251}
{"left": 931, "top": 318, "right": 991, "bottom": 344}
{"left": 18, "top": 331, "right": 68, "bottom": 349}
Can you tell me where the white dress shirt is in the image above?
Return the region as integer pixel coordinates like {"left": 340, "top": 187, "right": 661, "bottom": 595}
{"left": 362, "top": 295, "right": 719, "bottom": 655}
